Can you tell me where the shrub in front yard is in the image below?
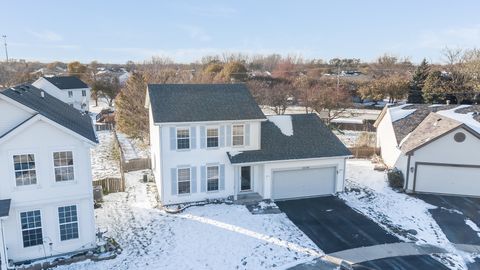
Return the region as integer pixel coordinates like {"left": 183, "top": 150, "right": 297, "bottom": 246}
{"left": 387, "top": 168, "right": 404, "bottom": 189}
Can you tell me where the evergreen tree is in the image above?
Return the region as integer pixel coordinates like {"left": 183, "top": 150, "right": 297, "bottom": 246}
{"left": 115, "top": 72, "right": 149, "bottom": 140}
{"left": 407, "top": 58, "right": 429, "bottom": 103}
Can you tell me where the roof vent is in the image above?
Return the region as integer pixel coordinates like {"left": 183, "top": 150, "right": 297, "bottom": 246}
{"left": 41, "top": 91, "right": 45, "bottom": 98}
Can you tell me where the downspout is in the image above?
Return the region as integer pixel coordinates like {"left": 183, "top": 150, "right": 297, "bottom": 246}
{"left": 0, "top": 219, "right": 14, "bottom": 270}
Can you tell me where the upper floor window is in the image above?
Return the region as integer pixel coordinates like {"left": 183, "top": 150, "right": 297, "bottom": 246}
{"left": 177, "top": 128, "right": 190, "bottom": 150}
{"left": 13, "top": 154, "right": 37, "bottom": 186}
{"left": 53, "top": 151, "right": 75, "bottom": 182}
{"left": 81, "top": 90, "right": 86, "bottom": 97}
{"left": 177, "top": 168, "right": 191, "bottom": 194}
{"left": 207, "top": 166, "right": 219, "bottom": 192}
{"left": 68, "top": 91, "right": 73, "bottom": 98}
{"left": 20, "top": 210, "right": 43, "bottom": 247}
{"left": 232, "top": 125, "right": 244, "bottom": 146}
{"left": 58, "top": 205, "right": 79, "bottom": 241}
{"left": 207, "top": 128, "right": 219, "bottom": 148}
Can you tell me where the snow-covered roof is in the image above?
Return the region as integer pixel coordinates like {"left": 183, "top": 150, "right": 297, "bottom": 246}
{"left": 267, "top": 115, "right": 293, "bottom": 136}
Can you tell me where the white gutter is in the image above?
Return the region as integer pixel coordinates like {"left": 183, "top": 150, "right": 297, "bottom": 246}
{"left": 229, "top": 155, "right": 353, "bottom": 166}
{"left": 154, "top": 118, "right": 268, "bottom": 126}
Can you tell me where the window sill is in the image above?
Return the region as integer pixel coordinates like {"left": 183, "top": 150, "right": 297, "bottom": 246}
{"left": 206, "top": 190, "right": 220, "bottom": 193}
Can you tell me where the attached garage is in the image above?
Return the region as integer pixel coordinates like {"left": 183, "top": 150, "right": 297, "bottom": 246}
{"left": 414, "top": 163, "right": 480, "bottom": 196}
{"left": 272, "top": 167, "right": 336, "bottom": 200}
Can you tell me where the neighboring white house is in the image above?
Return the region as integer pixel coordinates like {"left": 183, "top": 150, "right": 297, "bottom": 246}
{"left": 145, "top": 84, "right": 351, "bottom": 205}
{"left": 0, "top": 84, "right": 98, "bottom": 269}
{"left": 375, "top": 104, "right": 480, "bottom": 196}
{"left": 32, "top": 76, "right": 90, "bottom": 111}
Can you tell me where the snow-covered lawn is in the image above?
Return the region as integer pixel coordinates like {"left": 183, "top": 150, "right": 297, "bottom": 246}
{"left": 339, "top": 159, "right": 472, "bottom": 269}
{"left": 116, "top": 132, "right": 150, "bottom": 161}
{"left": 91, "top": 131, "right": 121, "bottom": 180}
{"left": 57, "top": 170, "right": 321, "bottom": 270}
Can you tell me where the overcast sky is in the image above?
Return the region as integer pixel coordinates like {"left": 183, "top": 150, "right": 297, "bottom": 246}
{"left": 2, "top": 0, "right": 480, "bottom": 64}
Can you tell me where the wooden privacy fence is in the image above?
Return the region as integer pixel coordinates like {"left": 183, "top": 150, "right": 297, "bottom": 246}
{"left": 348, "top": 146, "right": 380, "bottom": 158}
{"left": 93, "top": 177, "right": 124, "bottom": 193}
{"left": 123, "top": 158, "right": 151, "bottom": 172}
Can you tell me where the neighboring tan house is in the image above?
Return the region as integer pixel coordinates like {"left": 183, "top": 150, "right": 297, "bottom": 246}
{"left": 375, "top": 104, "right": 480, "bottom": 196}
{"left": 32, "top": 76, "right": 90, "bottom": 111}
{"left": 145, "top": 84, "right": 351, "bottom": 205}
{"left": 0, "top": 84, "right": 98, "bottom": 269}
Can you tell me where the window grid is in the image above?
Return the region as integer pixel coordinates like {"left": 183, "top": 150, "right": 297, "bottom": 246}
{"left": 206, "top": 128, "right": 219, "bottom": 148}
{"left": 20, "top": 210, "right": 43, "bottom": 247}
{"left": 13, "top": 154, "right": 37, "bottom": 186}
{"left": 207, "top": 166, "right": 219, "bottom": 191}
{"left": 178, "top": 168, "right": 191, "bottom": 194}
{"left": 53, "top": 151, "right": 75, "bottom": 182}
{"left": 58, "top": 205, "right": 79, "bottom": 241}
{"left": 81, "top": 90, "right": 86, "bottom": 97}
{"left": 177, "top": 128, "right": 190, "bottom": 150}
{"left": 232, "top": 125, "right": 244, "bottom": 146}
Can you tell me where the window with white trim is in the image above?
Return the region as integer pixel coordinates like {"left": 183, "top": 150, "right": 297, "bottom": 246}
{"left": 20, "top": 210, "right": 43, "bottom": 247}
{"left": 207, "top": 128, "right": 219, "bottom": 148}
{"left": 53, "top": 151, "right": 75, "bottom": 182}
{"left": 176, "top": 128, "right": 190, "bottom": 150}
{"left": 13, "top": 154, "right": 37, "bottom": 186}
{"left": 68, "top": 91, "right": 73, "bottom": 98}
{"left": 178, "top": 168, "right": 191, "bottom": 194}
{"left": 58, "top": 205, "right": 79, "bottom": 241}
{"left": 232, "top": 125, "right": 244, "bottom": 146}
{"left": 81, "top": 90, "right": 86, "bottom": 97}
{"left": 207, "top": 166, "right": 219, "bottom": 191}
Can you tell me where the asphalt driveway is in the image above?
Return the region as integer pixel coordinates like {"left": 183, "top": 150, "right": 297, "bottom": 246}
{"left": 276, "top": 196, "right": 399, "bottom": 253}
{"left": 415, "top": 194, "right": 480, "bottom": 245}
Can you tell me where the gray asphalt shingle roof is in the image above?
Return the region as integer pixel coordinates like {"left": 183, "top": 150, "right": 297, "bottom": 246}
{"left": 1, "top": 84, "right": 97, "bottom": 143}
{"left": 148, "top": 84, "right": 266, "bottom": 123}
{"left": 0, "top": 199, "right": 11, "bottom": 218}
{"left": 43, "top": 76, "right": 88, "bottom": 89}
{"left": 228, "top": 114, "right": 351, "bottom": 164}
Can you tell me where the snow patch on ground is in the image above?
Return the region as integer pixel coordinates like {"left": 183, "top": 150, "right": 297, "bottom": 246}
{"left": 465, "top": 219, "right": 480, "bottom": 238}
{"left": 91, "top": 131, "right": 121, "bottom": 180}
{"left": 116, "top": 132, "right": 150, "bottom": 160}
{"left": 339, "top": 159, "right": 469, "bottom": 269}
{"left": 268, "top": 115, "right": 294, "bottom": 136}
{"left": 57, "top": 170, "right": 321, "bottom": 270}
{"left": 437, "top": 105, "right": 480, "bottom": 133}
{"left": 389, "top": 104, "right": 417, "bottom": 122}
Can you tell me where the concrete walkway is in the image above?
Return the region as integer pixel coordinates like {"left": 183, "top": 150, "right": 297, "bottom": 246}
{"left": 327, "top": 242, "right": 447, "bottom": 264}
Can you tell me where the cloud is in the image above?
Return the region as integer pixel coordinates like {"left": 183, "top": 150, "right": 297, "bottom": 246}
{"left": 418, "top": 25, "right": 480, "bottom": 49}
{"left": 29, "top": 29, "right": 63, "bottom": 42}
{"left": 177, "top": 25, "right": 212, "bottom": 42}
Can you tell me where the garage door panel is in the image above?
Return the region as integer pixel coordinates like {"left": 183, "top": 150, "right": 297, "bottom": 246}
{"left": 415, "top": 164, "right": 480, "bottom": 196}
{"left": 272, "top": 167, "right": 336, "bottom": 200}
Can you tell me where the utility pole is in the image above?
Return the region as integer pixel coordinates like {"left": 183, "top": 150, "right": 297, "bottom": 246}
{"left": 2, "top": 35, "right": 8, "bottom": 63}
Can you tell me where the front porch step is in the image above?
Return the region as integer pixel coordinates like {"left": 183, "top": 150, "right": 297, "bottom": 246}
{"left": 235, "top": 192, "right": 263, "bottom": 205}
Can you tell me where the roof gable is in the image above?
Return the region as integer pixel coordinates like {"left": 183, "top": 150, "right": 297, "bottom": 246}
{"left": 43, "top": 76, "right": 88, "bottom": 90}
{"left": 0, "top": 84, "right": 97, "bottom": 144}
{"left": 148, "top": 84, "right": 266, "bottom": 123}
{"left": 228, "top": 114, "right": 351, "bottom": 164}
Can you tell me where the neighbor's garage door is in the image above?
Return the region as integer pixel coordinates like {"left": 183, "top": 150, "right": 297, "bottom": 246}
{"left": 272, "top": 167, "right": 336, "bottom": 200}
{"left": 415, "top": 163, "right": 480, "bottom": 196}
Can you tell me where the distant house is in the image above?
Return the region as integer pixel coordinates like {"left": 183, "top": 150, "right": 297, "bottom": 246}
{"left": 145, "top": 84, "right": 351, "bottom": 205}
{"left": 32, "top": 76, "right": 90, "bottom": 111}
{"left": 375, "top": 104, "right": 480, "bottom": 196}
{"left": 0, "top": 84, "right": 98, "bottom": 268}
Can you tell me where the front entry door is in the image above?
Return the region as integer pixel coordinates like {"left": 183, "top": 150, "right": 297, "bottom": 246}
{"left": 241, "top": 166, "right": 252, "bottom": 191}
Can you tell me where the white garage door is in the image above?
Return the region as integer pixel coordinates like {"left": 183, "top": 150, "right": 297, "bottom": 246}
{"left": 272, "top": 167, "right": 336, "bottom": 200}
{"left": 415, "top": 163, "right": 480, "bottom": 196}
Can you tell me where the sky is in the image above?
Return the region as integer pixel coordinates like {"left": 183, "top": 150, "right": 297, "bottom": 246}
{"left": 1, "top": 0, "right": 480, "bottom": 64}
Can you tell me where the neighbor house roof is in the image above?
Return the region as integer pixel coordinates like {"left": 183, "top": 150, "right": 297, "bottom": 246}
{"left": 228, "top": 114, "right": 352, "bottom": 164}
{"left": 43, "top": 76, "right": 88, "bottom": 89}
{"left": 0, "top": 199, "right": 11, "bottom": 218}
{"left": 400, "top": 112, "right": 465, "bottom": 154}
{"left": 376, "top": 104, "right": 480, "bottom": 144}
{"left": 0, "top": 84, "right": 97, "bottom": 143}
{"left": 147, "top": 84, "right": 266, "bottom": 123}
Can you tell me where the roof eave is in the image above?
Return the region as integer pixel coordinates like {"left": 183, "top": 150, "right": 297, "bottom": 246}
{"left": 228, "top": 154, "right": 353, "bottom": 166}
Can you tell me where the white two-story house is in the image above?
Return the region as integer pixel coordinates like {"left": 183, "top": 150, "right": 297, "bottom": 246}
{"left": 146, "top": 84, "right": 351, "bottom": 205}
{"left": 0, "top": 84, "right": 98, "bottom": 269}
{"left": 32, "top": 76, "right": 90, "bottom": 112}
